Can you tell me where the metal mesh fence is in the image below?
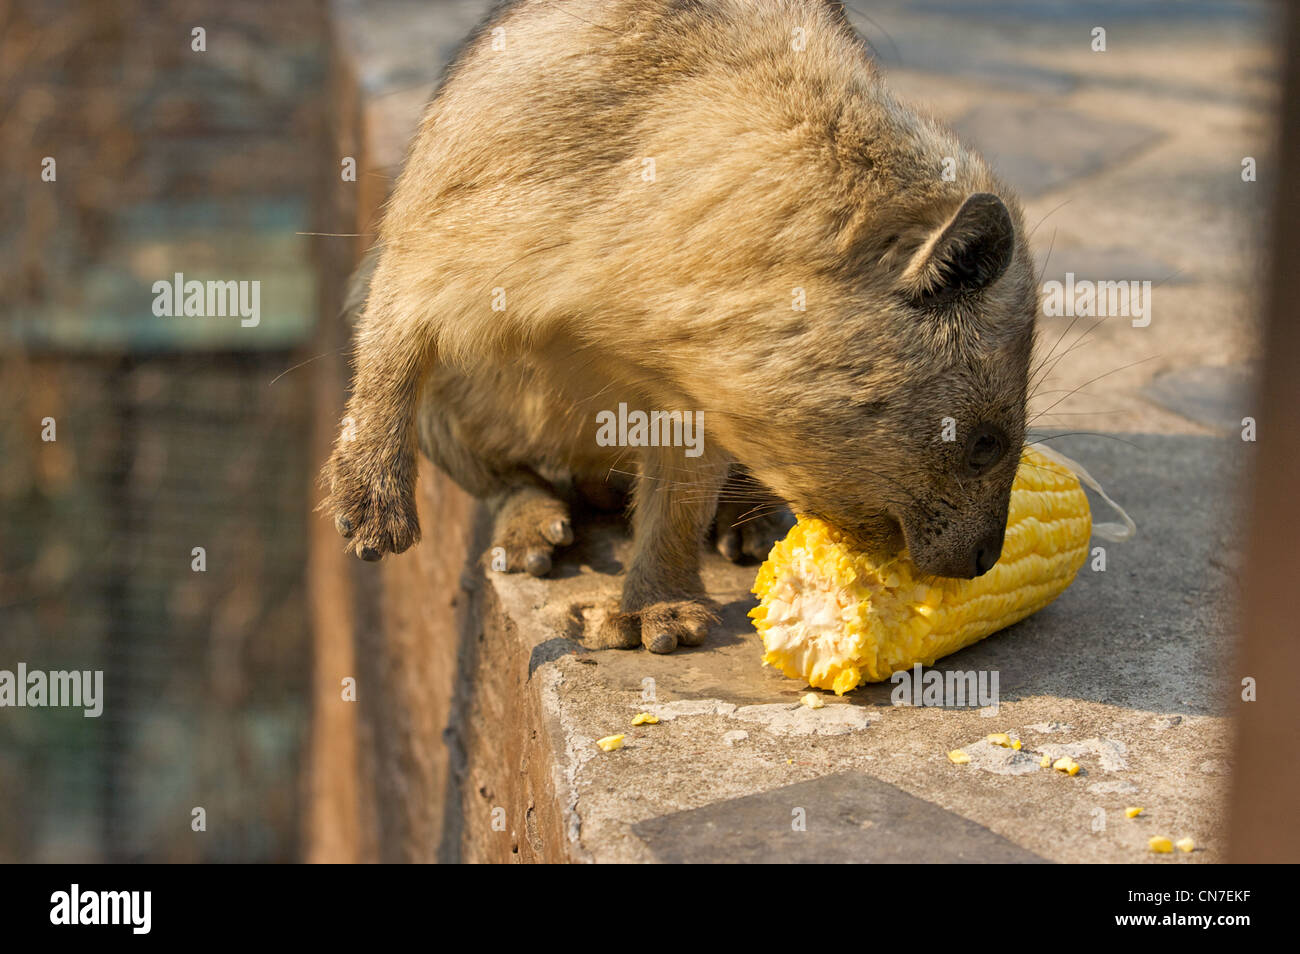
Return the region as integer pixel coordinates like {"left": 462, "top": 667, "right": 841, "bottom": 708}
{"left": 0, "top": 0, "right": 333, "bottom": 861}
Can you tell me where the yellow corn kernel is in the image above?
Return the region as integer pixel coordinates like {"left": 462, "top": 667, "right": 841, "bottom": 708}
{"left": 1176, "top": 837, "right": 1195, "bottom": 853}
{"left": 1052, "top": 756, "right": 1080, "bottom": 776}
{"left": 1039, "top": 754, "right": 1051, "bottom": 768}
{"left": 631, "top": 713, "right": 659, "bottom": 726}
{"left": 1149, "top": 836, "right": 1174, "bottom": 854}
{"left": 596, "top": 734, "right": 625, "bottom": 752}
{"left": 987, "top": 733, "right": 1013, "bottom": 747}
{"left": 947, "top": 749, "right": 971, "bottom": 765}
{"left": 1126, "top": 806, "right": 1144, "bottom": 819}
{"left": 1012, "top": 739, "right": 1022, "bottom": 751}
{"left": 751, "top": 449, "right": 1091, "bottom": 694}
{"left": 801, "top": 692, "right": 825, "bottom": 709}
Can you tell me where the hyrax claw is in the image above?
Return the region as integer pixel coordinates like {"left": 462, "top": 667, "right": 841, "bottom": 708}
{"left": 489, "top": 484, "right": 572, "bottom": 577}
{"left": 322, "top": 441, "right": 421, "bottom": 562}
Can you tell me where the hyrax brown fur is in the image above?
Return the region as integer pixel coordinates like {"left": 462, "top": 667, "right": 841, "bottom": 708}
{"left": 323, "top": 0, "right": 1038, "bottom": 654}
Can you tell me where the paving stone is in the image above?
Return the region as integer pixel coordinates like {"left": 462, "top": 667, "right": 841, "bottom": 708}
{"left": 909, "top": 0, "right": 1265, "bottom": 25}
{"left": 633, "top": 771, "right": 1047, "bottom": 863}
{"left": 952, "top": 105, "right": 1163, "bottom": 197}
{"left": 1033, "top": 245, "right": 1187, "bottom": 286}
{"left": 1142, "top": 364, "right": 1255, "bottom": 435}
{"left": 876, "top": 37, "right": 1077, "bottom": 95}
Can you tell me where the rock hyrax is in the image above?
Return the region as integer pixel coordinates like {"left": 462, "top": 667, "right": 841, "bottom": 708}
{"left": 324, "top": 0, "right": 1038, "bottom": 654}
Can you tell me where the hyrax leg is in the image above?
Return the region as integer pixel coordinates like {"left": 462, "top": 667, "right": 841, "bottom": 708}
{"left": 489, "top": 477, "right": 573, "bottom": 578}
{"left": 323, "top": 292, "right": 431, "bottom": 561}
{"left": 595, "top": 448, "right": 729, "bottom": 654}
{"left": 713, "top": 467, "right": 795, "bottom": 563}
{"left": 413, "top": 375, "right": 576, "bottom": 577}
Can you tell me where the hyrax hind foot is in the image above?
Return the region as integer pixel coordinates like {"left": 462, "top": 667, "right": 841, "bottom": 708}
{"left": 594, "top": 598, "right": 716, "bottom": 654}
{"left": 490, "top": 484, "right": 573, "bottom": 577}
{"left": 324, "top": 441, "right": 421, "bottom": 561}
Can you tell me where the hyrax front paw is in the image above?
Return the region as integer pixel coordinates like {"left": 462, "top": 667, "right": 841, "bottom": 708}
{"left": 324, "top": 443, "right": 420, "bottom": 561}
{"left": 594, "top": 599, "right": 716, "bottom": 654}
{"left": 489, "top": 485, "right": 573, "bottom": 577}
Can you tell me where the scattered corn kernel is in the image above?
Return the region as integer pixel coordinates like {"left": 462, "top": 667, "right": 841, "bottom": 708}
{"left": 1012, "top": 739, "right": 1022, "bottom": 750}
{"left": 1125, "top": 806, "right": 1144, "bottom": 819}
{"left": 1040, "top": 754, "right": 1051, "bottom": 768}
{"left": 631, "top": 713, "right": 659, "bottom": 726}
{"left": 596, "top": 734, "right": 625, "bottom": 752}
{"left": 987, "top": 733, "right": 1012, "bottom": 747}
{"left": 1052, "top": 756, "right": 1080, "bottom": 776}
{"left": 948, "top": 749, "right": 971, "bottom": 765}
{"left": 1148, "top": 836, "right": 1174, "bottom": 854}
{"left": 801, "top": 692, "right": 826, "bottom": 709}
{"left": 1176, "top": 837, "right": 1195, "bottom": 853}
{"left": 751, "top": 449, "right": 1091, "bottom": 694}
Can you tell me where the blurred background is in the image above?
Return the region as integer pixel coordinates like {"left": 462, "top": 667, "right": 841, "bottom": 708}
{"left": 0, "top": 0, "right": 1286, "bottom": 862}
{"left": 0, "top": 0, "right": 333, "bottom": 861}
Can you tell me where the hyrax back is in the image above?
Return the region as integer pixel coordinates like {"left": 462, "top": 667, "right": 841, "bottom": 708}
{"left": 325, "top": 0, "right": 1039, "bottom": 653}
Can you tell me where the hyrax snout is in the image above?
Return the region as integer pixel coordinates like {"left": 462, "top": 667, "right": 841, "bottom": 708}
{"left": 323, "top": 0, "right": 1038, "bottom": 652}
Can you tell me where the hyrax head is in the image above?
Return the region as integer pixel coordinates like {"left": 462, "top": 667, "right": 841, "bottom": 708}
{"left": 734, "top": 191, "right": 1038, "bottom": 580}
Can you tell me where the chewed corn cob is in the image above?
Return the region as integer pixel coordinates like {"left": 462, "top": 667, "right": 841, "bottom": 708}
{"left": 750, "top": 447, "right": 1091, "bottom": 694}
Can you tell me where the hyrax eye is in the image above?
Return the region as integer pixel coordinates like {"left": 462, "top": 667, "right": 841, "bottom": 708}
{"left": 964, "top": 425, "right": 1006, "bottom": 475}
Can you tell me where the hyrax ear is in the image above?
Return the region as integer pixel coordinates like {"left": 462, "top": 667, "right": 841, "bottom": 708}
{"left": 902, "top": 192, "right": 1015, "bottom": 305}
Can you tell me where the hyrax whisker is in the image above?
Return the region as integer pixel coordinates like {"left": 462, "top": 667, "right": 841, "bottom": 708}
{"left": 1026, "top": 198, "right": 1074, "bottom": 243}
{"left": 1030, "top": 316, "right": 1108, "bottom": 396}
{"left": 837, "top": 3, "right": 903, "bottom": 65}
{"left": 1033, "top": 356, "right": 1158, "bottom": 421}
{"left": 1026, "top": 432, "right": 1143, "bottom": 450}
{"left": 1029, "top": 308, "right": 1091, "bottom": 388}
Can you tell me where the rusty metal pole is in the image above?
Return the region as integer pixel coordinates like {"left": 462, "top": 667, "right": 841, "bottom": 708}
{"left": 1227, "top": 0, "right": 1300, "bottom": 864}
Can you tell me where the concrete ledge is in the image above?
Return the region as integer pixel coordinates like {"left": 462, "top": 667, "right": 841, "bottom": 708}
{"left": 444, "top": 434, "right": 1236, "bottom": 863}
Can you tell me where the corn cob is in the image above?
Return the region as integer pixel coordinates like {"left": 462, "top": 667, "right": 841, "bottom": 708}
{"left": 750, "top": 447, "right": 1091, "bottom": 694}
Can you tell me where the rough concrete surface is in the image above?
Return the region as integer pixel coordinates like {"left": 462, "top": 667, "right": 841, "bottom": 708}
{"left": 484, "top": 433, "right": 1243, "bottom": 863}
{"left": 633, "top": 773, "right": 1048, "bottom": 863}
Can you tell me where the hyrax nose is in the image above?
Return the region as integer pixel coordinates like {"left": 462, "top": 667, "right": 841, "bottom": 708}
{"left": 972, "top": 529, "right": 1005, "bottom": 577}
